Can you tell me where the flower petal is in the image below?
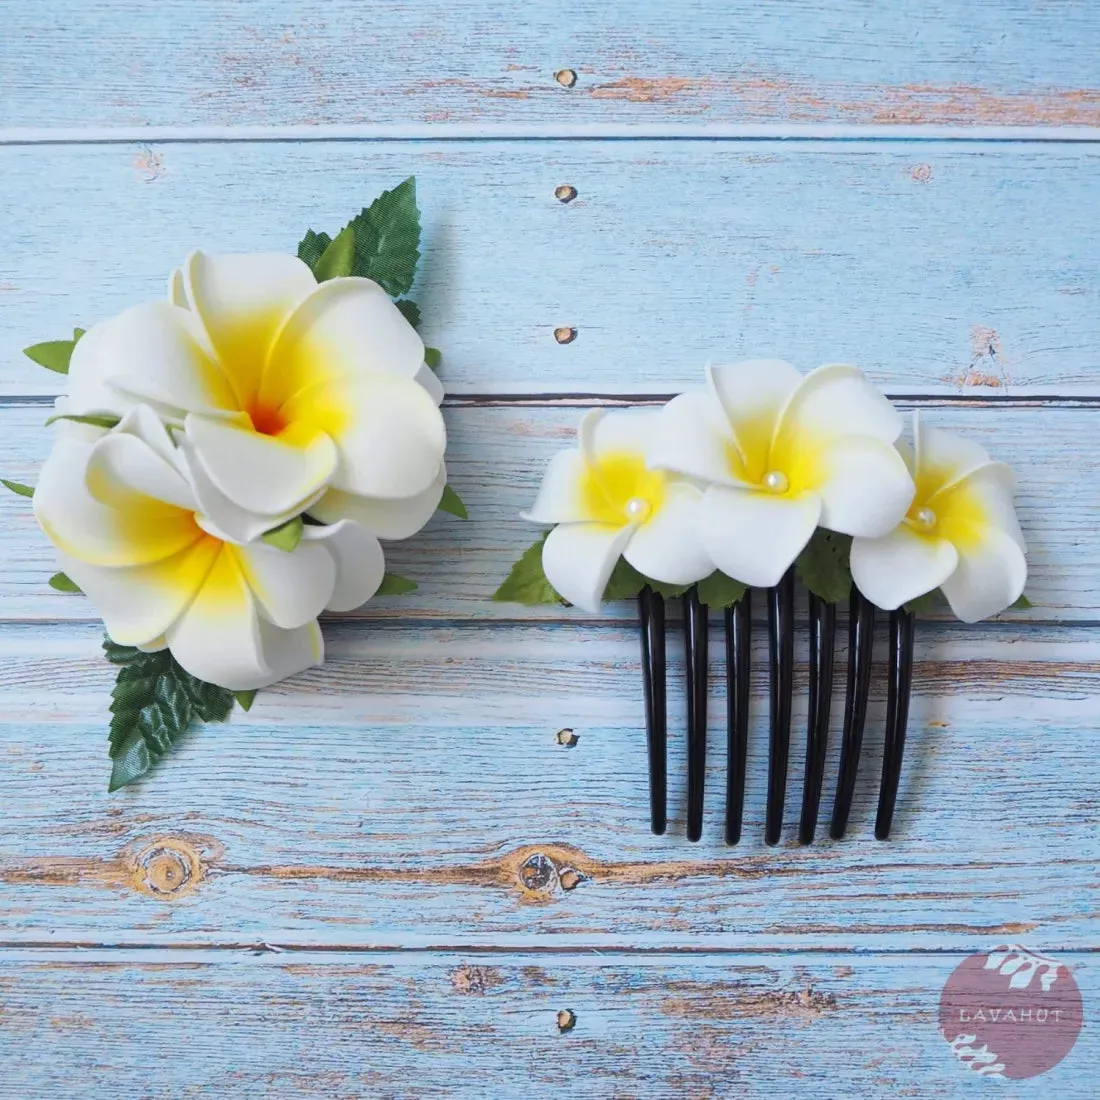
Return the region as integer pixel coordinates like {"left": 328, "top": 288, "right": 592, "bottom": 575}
{"left": 257, "top": 618, "right": 325, "bottom": 684}
{"left": 89, "top": 302, "right": 239, "bottom": 417}
{"left": 185, "top": 413, "right": 338, "bottom": 516}
{"left": 850, "top": 526, "right": 959, "bottom": 610}
{"left": 932, "top": 461, "right": 1026, "bottom": 553}
{"left": 542, "top": 522, "right": 636, "bottom": 613}
{"left": 183, "top": 250, "right": 317, "bottom": 409}
{"left": 622, "top": 482, "right": 714, "bottom": 584}
{"left": 699, "top": 486, "right": 821, "bottom": 588}
{"left": 60, "top": 536, "right": 222, "bottom": 647}
{"left": 166, "top": 544, "right": 273, "bottom": 690}
{"left": 35, "top": 438, "right": 202, "bottom": 567}
{"left": 809, "top": 435, "right": 915, "bottom": 537}
{"left": 261, "top": 277, "right": 424, "bottom": 408}
{"left": 86, "top": 429, "right": 195, "bottom": 513}
{"left": 236, "top": 540, "right": 336, "bottom": 630}
{"left": 310, "top": 466, "right": 446, "bottom": 540}
{"left": 302, "top": 520, "right": 386, "bottom": 611}
{"left": 280, "top": 374, "right": 445, "bottom": 500}
{"left": 415, "top": 363, "right": 444, "bottom": 406}
{"left": 707, "top": 359, "right": 802, "bottom": 480}
{"left": 648, "top": 388, "right": 745, "bottom": 487}
{"left": 940, "top": 524, "right": 1028, "bottom": 623}
{"left": 168, "top": 268, "right": 188, "bottom": 309}
{"left": 915, "top": 413, "right": 995, "bottom": 497}
{"left": 66, "top": 318, "right": 133, "bottom": 417}
{"left": 773, "top": 364, "right": 902, "bottom": 464}
{"left": 581, "top": 408, "right": 658, "bottom": 463}
{"left": 521, "top": 449, "right": 593, "bottom": 524}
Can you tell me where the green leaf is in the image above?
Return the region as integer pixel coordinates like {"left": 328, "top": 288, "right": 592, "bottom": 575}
{"left": 343, "top": 176, "right": 421, "bottom": 297}
{"left": 313, "top": 225, "right": 356, "bottom": 281}
{"left": 602, "top": 557, "right": 646, "bottom": 601}
{"left": 438, "top": 484, "right": 468, "bottom": 519}
{"left": 492, "top": 534, "right": 565, "bottom": 605}
{"left": 376, "top": 571, "right": 418, "bottom": 596}
{"left": 297, "top": 228, "right": 333, "bottom": 271}
{"left": 395, "top": 299, "right": 421, "bottom": 329}
{"left": 1, "top": 478, "right": 34, "bottom": 498}
{"left": 233, "top": 689, "right": 257, "bottom": 712}
{"left": 262, "top": 515, "right": 304, "bottom": 553}
{"left": 1010, "top": 593, "right": 1034, "bottom": 610}
{"left": 904, "top": 589, "right": 946, "bottom": 615}
{"left": 423, "top": 346, "right": 442, "bottom": 370}
{"left": 103, "top": 638, "right": 235, "bottom": 791}
{"left": 796, "top": 530, "right": 853, "bottom": 604}
{"left": 48, "top": 571, "right": 82, "bottom": 594}
{"left": 45, "top": 412, "right": 121, "bottom": 430}
{"left": 696, "top": 571, "right": 748, "bottom": 609}
{"left": 23, "top": 328, "right": 84, "bottom": 375}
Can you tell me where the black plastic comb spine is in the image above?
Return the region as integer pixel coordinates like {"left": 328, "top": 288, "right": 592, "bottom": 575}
{"left": 830, "top": 585, "right": 875, "bottom": 839}
{"left": 638, "top": 587, "right": 667, "bottom": 835}
{"left": 684, "top": 587, "right": 708, "bottom": 842}
{"left": 765, "top": 569, "right": 795, "bottom": 846}
{"left": 724, "top": 591, "right": 752, "bottom": 845}
{"left": 799, "top": 593, "right": 836, "bottom": 844}
{"left": 875, "top": 608, "right": 914, "bottom": 841}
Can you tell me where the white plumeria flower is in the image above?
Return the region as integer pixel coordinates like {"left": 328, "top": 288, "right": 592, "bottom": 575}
{"left": 522, "top": 408, "right": 714, "bottom": 613}
{"left": 34, "top": 406, "right": 383, "bottom": 691}
{"left": 64, "top": 251, "right": 447, "bottom": 545}
{"left": 851, "top": 413, "right": 1027, "bottom": 621}
{"left": 648, "top": 360, "right": 915, "bottom": 588}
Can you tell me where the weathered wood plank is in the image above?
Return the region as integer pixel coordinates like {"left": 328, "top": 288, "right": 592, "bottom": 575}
{"left": 3, "top": 0, "right": 1099, "bottom": 130}
{"left": 0, "top": 402, "right": 1095, "bottom": 622}
{"left": 0, "top": 620, "right": 1097, "bottom": 949}
{"left": 2, "top": 142, "right": 1100, "bottom": 396}
{"left": 0, "top": 948, "right": 1094, "bottom": 1098}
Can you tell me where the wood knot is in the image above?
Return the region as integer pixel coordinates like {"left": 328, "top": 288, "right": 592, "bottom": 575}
{"left": 451, "top": 965, "right": 503, "bottom": 995}
{"left": 553, "top": 327, "right": 577, "bottom": 345}
{"left": 555, "top": 728, "right": 579, "bottom": 747}
{"left": 519, "top": 852, "right": 557, "bottom": 893}
{"left": 554, "top": 69, "right": 577, "bottom": 88}
{"left": 558, "top": 868, "right": 586, "bottom": 891}
{"left": 554, "top": 184, "right": 578, "bottom": 203}
{"left": 126, "top": 836, "right": 208, "bottom": 898}
{"left": 556, "top": 1008, "right": 577, "bottom": 1033}
{"left": 910, "top": 163, "right": 933, "bottom": 183}
{"left": 504, "top": 844, "right": 595, "bottom": 899}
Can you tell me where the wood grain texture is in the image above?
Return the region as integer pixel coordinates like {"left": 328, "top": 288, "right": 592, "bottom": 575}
{"left": 0, "top": 948, "right": 1094, "bottom": 1098}
{"left": 0, "top": 401, "right": 1095, "bottom": 622}
{"left": 0, "top": 620, "right": 1096, "bottom": 949}
{"left": 2, "top": 142, "right": 1100, "bottom": 396}
{"left": 3, "top": 0, "right": 1100, "bottom": 130}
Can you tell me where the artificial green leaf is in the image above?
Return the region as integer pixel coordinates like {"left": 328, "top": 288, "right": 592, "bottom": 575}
{"left": 438, "top": 484, "right": 468, "bottom": 519}
{"left": 233, "top": 689, "right": 257, "bottom": 712}
{"left": 45, "top": 412, "right": 121, "bottom": 430}
{"left": 492, "top": 534, "right": 564, "bottom": 605}
{"left": 297, "top": 228, "right": 333, "bottom": 272}
{"left": 49, "top": 572, "right": 82, "bottom": 594}
{"left": 103, "top": 638, "right": 234, "bottom": 791}
{"left": 23, "top": 327, "right": 84, "bottom": 374}
{"left": 343, "top": 176, "right": 421, "bottom": 297}
{"left": 313, "top": 225, "right": 356, "bottom": 281}
{"left": 395, "top": 299, "right": 421, "bottom": 329}
{"left": 1, "top": 478, "right": 34, "bottom": 498}
{"left": 423, "top": 346, "right": 442, "bottom": 370}
{"left": 796, "top": 529, "right": 853, "bottom": 604}
{"left": 904, "top": 589, "right": 945, "bottom": 615}
{"left": 262, "top": 515, "right": 304, "bottom": 553}
{"left": 1010, "top": 593, "right": 1034, "bottom": 610}
{"left": 602, "top": 557, "right": 647, "bottom": 601}
{"left": 377, "top": 571, "right": 419, "bottom": 596}
{"left": 696, "top": 571, "right": 748, "bottom": 609}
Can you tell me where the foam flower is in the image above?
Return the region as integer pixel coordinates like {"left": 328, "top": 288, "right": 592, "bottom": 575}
{"left": 648, "top": 360, "right": 914, "bottom": 587}
{"left": 34, "top": 407, "right": 384, "bottom": 691}
{"left": 850, "top": 413, "right": 1027, "bottom": 621}
{"left": 62, "top": 251, "right": 447, "bottom": 543}
{"left": 522, "top": 409, "right": 714, "bottom": 612}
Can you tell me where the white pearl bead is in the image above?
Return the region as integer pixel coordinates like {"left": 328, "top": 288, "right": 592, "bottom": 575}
{"left": 625, "top": 497, "right": 651, "bottom": 521}
{"left": 914, "top": 506, "right": 937, "bottom": 530}
{"left": 762, "top": 470, "right": 789, "bottom": 494}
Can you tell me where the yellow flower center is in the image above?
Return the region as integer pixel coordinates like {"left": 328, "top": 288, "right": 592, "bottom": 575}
{"left": 581, "top": 452, "right": 667, "bottom": 526}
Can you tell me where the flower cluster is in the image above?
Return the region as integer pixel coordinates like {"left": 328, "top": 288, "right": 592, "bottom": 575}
{"left": 35, "top": 250, "right": 448, "bottom": 690}
{"left": 510, "top": 360, "right": 1027, "bottom": 622}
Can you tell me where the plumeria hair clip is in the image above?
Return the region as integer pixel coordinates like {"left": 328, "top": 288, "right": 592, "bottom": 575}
{"left": 4, "top": 178, "right": 467, "bottom": 791}
{"left": 496, "top": 360, "right": 1029, "bottom": 844}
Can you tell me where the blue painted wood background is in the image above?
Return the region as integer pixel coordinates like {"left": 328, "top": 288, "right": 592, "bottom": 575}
{"left": 1, "top": 2, "right": 1097, "bottom": 1095}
